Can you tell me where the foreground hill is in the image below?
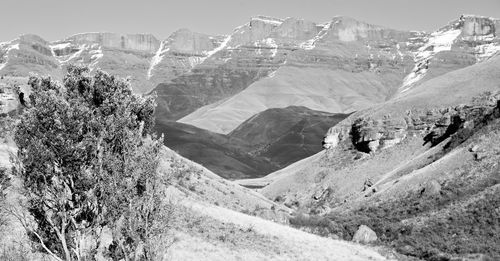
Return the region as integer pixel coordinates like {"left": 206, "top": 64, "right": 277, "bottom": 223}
{"left": 135, "top": 147, "right": 394, "bottom": 260}
{"left": 0, "top": 133, "right": 392, "bottom": 260}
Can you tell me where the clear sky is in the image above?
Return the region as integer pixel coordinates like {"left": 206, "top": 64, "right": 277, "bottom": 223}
{"left": 1, "top": 0, "right": 500, "bottom": 42}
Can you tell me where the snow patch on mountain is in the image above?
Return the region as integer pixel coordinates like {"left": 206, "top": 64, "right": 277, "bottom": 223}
{"left": 253, "top": 38, "right": 279, "bottom": 57}
{"left": 264, "top": 38, "right": 278, "bottom": 57}
{"left": 147, "top": 41, "right": 168, "bottom": 79}
{"left": 89, "top": 47, "right": 103, "bottom": 70}
{"left": 395, "top": 43, "right": 404, "bottom": 60}
{"left": 476, "top": 43, "right": 500, "bottom": 61}
{"left": 187, "top": 56, "right": 204, "bottom": 68}
{"left": 300, "top": 21, "right": 333, "bottom": 50}
{"left": 202, "top": 35, "right": 231, "bottom": 60}
{"left": 58, "top": 44, "right": 86, "bottom": 64}
{"left": 400, "top": 28, "right": 461, "bottom": 93}
{"left": 50, "top": 42, "right": 100, "bottom": 65}
{"left": 0, "top": 42, "right": 19, "bottom": 71}
{"left": 50, "top": 42, "right": 71, "bottom": 50}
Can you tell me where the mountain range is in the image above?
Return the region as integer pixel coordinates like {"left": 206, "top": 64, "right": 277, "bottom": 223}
{"left": 1, "top": 14, "right": 499, "bottom": 181}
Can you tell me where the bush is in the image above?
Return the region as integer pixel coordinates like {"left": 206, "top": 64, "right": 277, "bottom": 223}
{"left": 13, "top": 66, "right": 165, "bottom": 260}
{"left": 0, "top": 167, "right": 10, "bottom": 229}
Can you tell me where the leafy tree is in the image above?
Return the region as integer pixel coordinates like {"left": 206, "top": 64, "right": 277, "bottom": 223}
{"left": 14, "top": 66, "right": 165, "bottom": 260}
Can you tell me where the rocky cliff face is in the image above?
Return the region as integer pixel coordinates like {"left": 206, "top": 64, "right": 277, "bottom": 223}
{"left": 154, "top": 16, "right": 298, "bottom": 121}
{"left": 65, "top": 33, "right": 160, "bottom": 52}
{"left": 330, "top": 95, "right": 500, "bottom": 154}
{"left": 323, "top": 50, "right": 500, "bottom": 153}
{"left": 50, "top": 33, "right": 161, "bottom": 93}
{"left": 1, "top": 14, "right": 498, "bottom": 113}
{"left": 0, "top": 31, "right": 225, "bottom": 94}
{"left": 177, "top": 16, "right": 421, "bottom": 133}
{"left": 0, "top": 34, "right": 61, "bottom": 78}
{"left": 147, "top": 29, "right": 225, "bottom": 85}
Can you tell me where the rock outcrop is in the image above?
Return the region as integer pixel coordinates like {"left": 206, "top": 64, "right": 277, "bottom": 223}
{"left": 420, "top": 180, "right": 442, "bottom": 197}
{"left": 324, "top": 92, "right": 500, "bottom": 154}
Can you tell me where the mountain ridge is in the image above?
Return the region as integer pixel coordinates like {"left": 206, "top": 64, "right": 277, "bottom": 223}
{"left": 1, "top": 13, "right": 499, "bottom": 181}
{"left": 175, "top": 14, "right": 500, "bottom": 134}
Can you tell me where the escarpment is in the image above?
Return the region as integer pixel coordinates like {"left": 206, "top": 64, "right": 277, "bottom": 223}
{"left": 324, "top": 92, "right": 500, "bottom": 154}
{"left": 65, "top": 33, "right": 160, "bottom": 52}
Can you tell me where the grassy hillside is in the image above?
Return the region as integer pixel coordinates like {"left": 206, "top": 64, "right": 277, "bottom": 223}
{"left": 291, "top": 113, "right": 500, "bottom": 260}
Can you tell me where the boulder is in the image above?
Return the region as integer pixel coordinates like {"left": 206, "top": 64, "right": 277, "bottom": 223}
{"left": 474, "top": 152, "right": 488, "bottom": 161}
{"left": 420, "top": 180, "right": 442, "bottom": 197}
{"left": 352, "top": 225, "right": 378, "bottom": 243}
{"left": 469, "top": 144, "right": 481, "bottom": 152}
{"left": 322, "top": 132, "right": 339, "bottom": 149}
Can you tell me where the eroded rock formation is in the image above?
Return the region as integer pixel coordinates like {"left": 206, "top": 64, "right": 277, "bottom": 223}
{"left": 323, "top": 92, "right": 500, "bottom": 153}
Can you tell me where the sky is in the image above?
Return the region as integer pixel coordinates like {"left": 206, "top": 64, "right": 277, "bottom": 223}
{"left": 1, "top": 0, "right": 500, "bottom": 42}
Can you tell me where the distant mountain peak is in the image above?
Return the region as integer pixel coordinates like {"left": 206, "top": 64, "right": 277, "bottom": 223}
{"left": 438, "top": 14, "right": 499, "bottom": 34}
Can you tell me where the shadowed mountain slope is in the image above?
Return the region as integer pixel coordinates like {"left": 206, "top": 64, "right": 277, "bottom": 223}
{"left": 155, "top": 106, "right": 347, "bottom": 179}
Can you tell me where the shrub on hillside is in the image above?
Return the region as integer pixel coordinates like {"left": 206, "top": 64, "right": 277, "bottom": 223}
{"left": 13, "top": 66, "right": 166, "bottom": 260}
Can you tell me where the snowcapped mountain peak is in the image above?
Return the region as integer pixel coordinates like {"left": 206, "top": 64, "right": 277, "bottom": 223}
{"left": 399, "top": 14, "right": 500, "bottom": 94}
{"left": 432, "top": 14, "right": 499, "bottom": 39}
